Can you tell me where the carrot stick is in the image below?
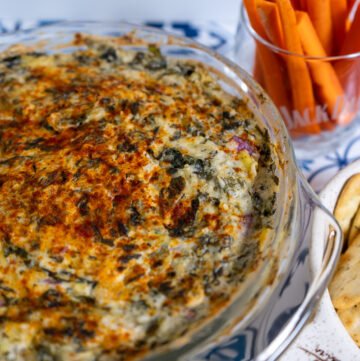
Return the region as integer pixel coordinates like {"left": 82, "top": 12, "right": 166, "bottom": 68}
{"left": 258, "top": 48, "right": 292, "bottom": 111}
{"left": 243, "top": 0, "right": 267, "bottom": 38}
{"left": 335, "top": 6, "right": 360, "bottom": 122}
{"left": 253, "top": 48, "right": 265, "bottom": 86}
{"left": 341, "top": 6, "right": 360, "bottom": 55}
{"left": 320, "top": 118, "right": 336, "bottom": 131}
{"left": 330, "top": 0, "right": 348, "bottom": 54}
{"left": 334, "top": 60, "right": 360, "bottom": 127}
{"left": 299, "top": 0, "right": 307, "bottom": 11}
{"left": 243, "top": 0, "right": 291, "bottom": 112}
{"left": 296, "top": 11, "right": 345, "bottom": 125}
{"left": 256, "top": 0, "right": 284, "bottom": 47}
{"left": 276, "top": 0, "right": 320, "bottom": 134}
{"left": 306, "top": 0, "right": 333, "bottom": 55}
{"left": 348, "top": 0, "right": 358, "bottom": 14}
{"left": 291, "top": 0, "right": 301, "bottom": 9}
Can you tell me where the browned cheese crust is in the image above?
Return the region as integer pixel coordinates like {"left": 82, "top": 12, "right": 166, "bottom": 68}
{"left": 0, "top": 37, "right": 278, "bottom": 360}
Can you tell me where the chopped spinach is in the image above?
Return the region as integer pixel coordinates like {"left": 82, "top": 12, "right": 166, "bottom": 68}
{"left": 158, "top": 281, "right": 173, "bottom": 294}
{"left": 177, "top": 63, "right": 195, "bottom": 77}
{"left": 3, "top": 235, "right": 28, "bottom": 260}
{"left": 38, "top": 170, "right": 68, "bottom": 187}
{"left": 118, "top": 253, "right": 141, "bottom": 264}
{"left": 168, "top": 176, "right": 186, "bottom": 198}
{"left": 77, "top": 194, "right": 89, "bottom": 216}
{"left": 40, "top": 289, "right": 64, "bottom": 308}
{"left": 35, "top": 345, "right": 57, "bottom": 361}
{"left": 166, "top": 197, "right": 199, "bottom": 237}
{"left": 117, "top": 138, "right": 137, "bottom": 153}
{"left": 193, "top": 159, "right": 213, "bottom": 180}
{"left": 130, "top": 101, "right": 140, "bottom": 115}
{"left": 146, "top": 57, "right": 167, "bottom": 71}
{"left": 130, "top": 45, "right": 167, "bottom": 71}
{"left": 2, "top": 55, "right": 21, "bottom": 69}
{"left": 92, "top": 224, "right": 114, "bottom": 247}
{"left": 160, "top": 148, "right": 186, "bottom": 169}
{"left": 117, "top": 221, "right": 128, "bottom": 237}
{"left": 145, "top": 45, "right": 167, "bottom": 70}
{"left": 100, "top": 47, "right": 118, "bottom": 62}
{"left": 24, "top": 137, "right": 46, "bottom": 149}
{"left": 159, "top": 176, "right": 185, "bottom": 214}
{"left": 221, "top": 111, "right": 242, "bottom": 130}
{"left": 129, "top": 206, "right": 142, "bottom": 226}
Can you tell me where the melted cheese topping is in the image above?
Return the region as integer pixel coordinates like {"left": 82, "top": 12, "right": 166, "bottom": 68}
{"left": 0, "top": 37, "right": 278, "bottom": 361}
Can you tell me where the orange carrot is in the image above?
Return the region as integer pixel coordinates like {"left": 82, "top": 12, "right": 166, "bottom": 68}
{"left": 296, "top": 11, "right": 345, "bottom": 124}
{"left": 348, "top": 0, "right": 358, "bottom": 14}
{"left": 334, "top": 57, "right": 360, "bottom": 124}
{"left": 320, "top": 119, "right": 336, "bottom": 131}
{"left": 306, "top": 0, "right": 333, "bottom": 55}
{"left": 258, "top": 48, "right": 292, "bottom": 111}
{"left": 253, "top": 48, "right": 265, "bottom": 86}
{"left": 335, "top": 6, "right": 360, "bottom": 119}
{"left": 330, "top": 0, "right": 348, "bottom": 54}
{"left": 341, "top": 5, "right": 360, "bottom": 55}
{"left": 256, "top": 0, "right": 284, "bottom": 47}
{"left": 291, "top": 0, "right": 301, "bottom": 9}
{"left": 244, "top": 0, "right": 291, "bottom": 112}
{"left": 276, "top": 0, "right": 320, "bottom": 134}
{"left": 244, "top": 0, "right": 266, "bottom": 37}
{"left": 299, "top": 0, "right": 307, "bottom": 11}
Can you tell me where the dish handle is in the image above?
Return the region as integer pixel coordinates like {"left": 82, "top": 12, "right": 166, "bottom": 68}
{"left": 261, "top": 185, "right": 343, "bottom": 361}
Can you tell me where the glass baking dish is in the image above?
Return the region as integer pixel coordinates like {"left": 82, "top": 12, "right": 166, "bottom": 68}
{"left": 0, "top": 22, "right": 343, "bottom": 361}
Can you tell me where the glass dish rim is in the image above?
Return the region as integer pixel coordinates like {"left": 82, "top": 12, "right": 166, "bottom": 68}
{"left": 239, "top": 4, "right": 360, "bottom": 61}
{"left": 0, "top": 20, "right": 343, "bottom": 361}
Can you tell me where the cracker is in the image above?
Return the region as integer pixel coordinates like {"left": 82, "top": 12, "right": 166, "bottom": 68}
{"left": 329, "top": 233, "right": 360, "bottom": 309}
{"left": 337, "top": 303, "right": 360, "bottom": 347}
{"left": 349, "top": 205, "right": 360, "bottom": 245}
{"left": 334, "top": 173, "right": 360, "bottom": 242}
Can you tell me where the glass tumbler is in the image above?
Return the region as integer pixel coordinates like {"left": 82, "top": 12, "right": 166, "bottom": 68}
{"left": 235, "top": 4, "right": 360, "bottom": 156}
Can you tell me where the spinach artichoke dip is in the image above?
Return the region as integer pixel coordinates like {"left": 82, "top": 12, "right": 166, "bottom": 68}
{"left": 0, "top": 35, "right": 278, "bottom": 361}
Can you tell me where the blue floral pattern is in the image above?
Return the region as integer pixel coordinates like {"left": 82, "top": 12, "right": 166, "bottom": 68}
{"left": 0, "top": 19, "right": 233, "bottom": 55}
{"left": 203, "top": 329, "right": 256, "bottom": 361}
{"left": 300, "top": 127, "right": 360, "bottom": 192}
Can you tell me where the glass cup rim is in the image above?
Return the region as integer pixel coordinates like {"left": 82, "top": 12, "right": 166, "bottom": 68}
{"left": 240, "top": 3, "right": 360, "bottom": 61}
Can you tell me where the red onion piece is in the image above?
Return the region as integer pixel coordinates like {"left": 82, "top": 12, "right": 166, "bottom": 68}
{"left": 233, "top": 136, "right": 255, "bottom": 155}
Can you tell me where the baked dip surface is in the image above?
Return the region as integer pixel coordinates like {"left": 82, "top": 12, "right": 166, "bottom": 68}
{"left": 0, "top": 36, "right": 278, "bottom": 361}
